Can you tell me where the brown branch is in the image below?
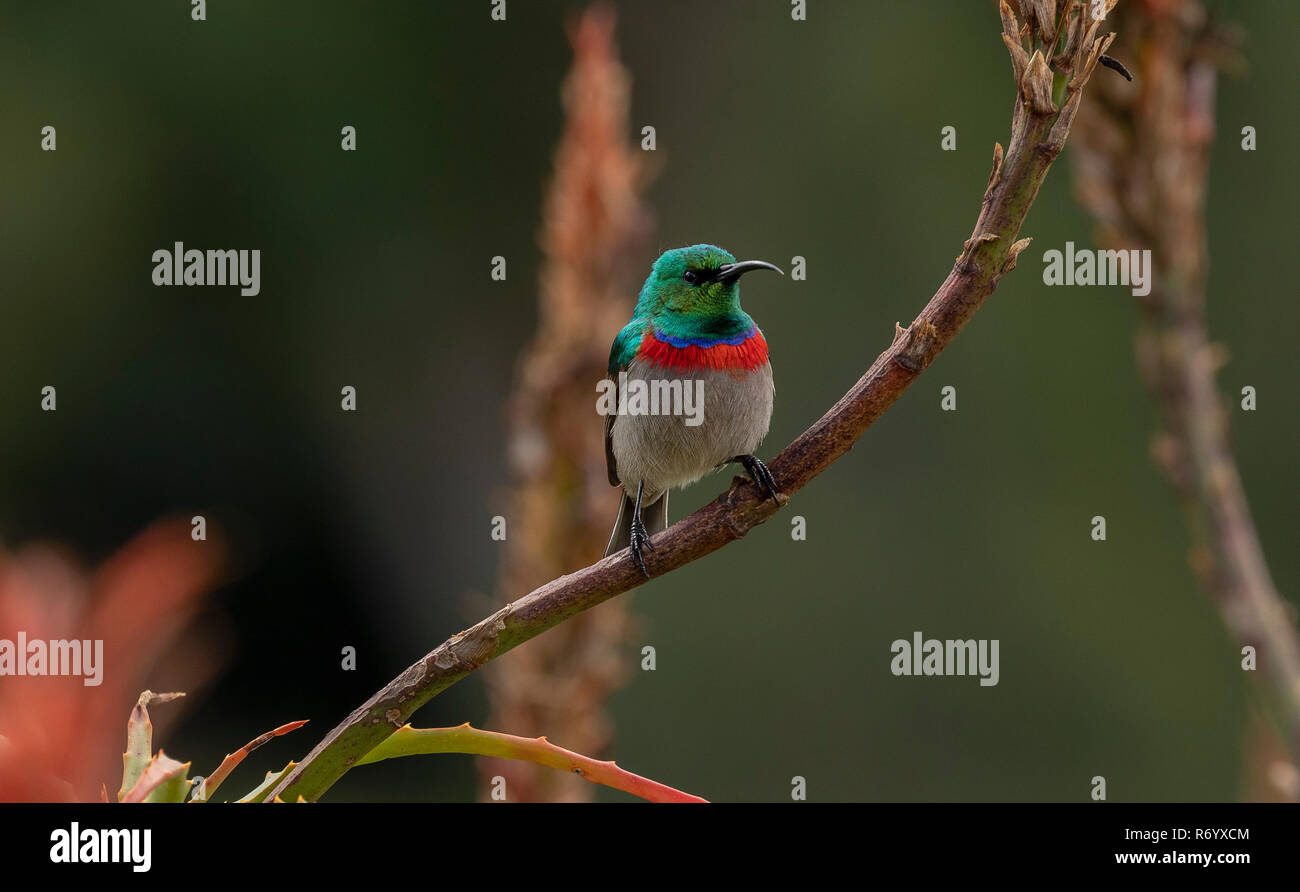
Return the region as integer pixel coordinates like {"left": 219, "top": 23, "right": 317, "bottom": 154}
{"left": 1071, "top": 0, "right": 1300, "bottom": 795}
{"left": 269, "top": 1, "right": 1119, "bottom": 802}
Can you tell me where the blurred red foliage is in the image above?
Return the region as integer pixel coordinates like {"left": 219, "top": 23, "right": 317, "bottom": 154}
{"left": 0, "top": 519, "right": 225, "bottom": 801}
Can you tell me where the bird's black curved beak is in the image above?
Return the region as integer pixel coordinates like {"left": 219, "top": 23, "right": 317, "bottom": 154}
{"left": 716, "top": 260, "right": 783, "bottom": 283}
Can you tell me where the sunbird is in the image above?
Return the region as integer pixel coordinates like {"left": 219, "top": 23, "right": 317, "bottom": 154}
{"left": 603, "top": 244, "right": 783, "bottom": 576}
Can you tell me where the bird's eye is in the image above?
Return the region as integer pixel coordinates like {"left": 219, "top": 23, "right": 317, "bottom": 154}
{"left": 683, "top": 270, "right": 700, "bottom": 285}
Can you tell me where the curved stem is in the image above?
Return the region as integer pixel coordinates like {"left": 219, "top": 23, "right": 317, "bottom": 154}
{"left": 358, "top": 724, "right": 706, "bottom": 803}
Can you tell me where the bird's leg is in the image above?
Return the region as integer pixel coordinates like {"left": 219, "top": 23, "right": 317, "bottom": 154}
{"left": 628, "top": 479, "right": 653, "bottom": 578}
{"left": 732, "top": 454, "right": 780, "bottom": 503}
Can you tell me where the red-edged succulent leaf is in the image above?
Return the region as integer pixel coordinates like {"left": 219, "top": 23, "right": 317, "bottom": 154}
{"left": 357, "top": 723, "right": 707, "bottom": 803}
{"left": 118, "top": 691, "right": 185, "bottom": 801}
{"left": 191, "top": 720, "right": 308, "bottom": 803}
{"left": 122, "top": 750, "right": 191, "bottom": 803}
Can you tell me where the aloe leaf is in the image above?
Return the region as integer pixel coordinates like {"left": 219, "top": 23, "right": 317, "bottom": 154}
{"left": 118, "top": 690, "right": 185, "bottom": 801}
{"left": 122, "top": 750, "right": 192, "bottom": 803}
{"left": 357, "top": 723, "right": 707, "bottom": 803}
{"left": 190, "top": 720, "right": 308, "bottom": 803}
{"left": 238, "top": 762, "right": 297, "bottom": 803}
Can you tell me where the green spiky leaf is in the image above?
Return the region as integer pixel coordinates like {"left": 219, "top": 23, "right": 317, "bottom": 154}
{"left": 191, "top": 720, "right": 308, "bottom": 802}
{"left": 238, "top": 762, "right": 297, "bottom": 803}
{"left": 356, "top": 723, "right": 706, "bottom": 803}
{"left": 118, "top": 691, "right": 185, "bottom": 801}
{"left": 122, "top": 751, "right": 192, "bottom": 803}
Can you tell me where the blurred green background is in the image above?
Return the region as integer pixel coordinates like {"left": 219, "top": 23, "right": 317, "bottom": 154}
{"left": 1, "top": 0, "right": 1295, "bottom": 801}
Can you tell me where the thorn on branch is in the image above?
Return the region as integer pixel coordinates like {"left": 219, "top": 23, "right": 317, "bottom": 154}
{"left": 1022, "top": 50, "right": 1058, "bottom": 115}
{"left": 999, "top": 0, "right": 1020, "bottom": 44}
{"left": 985, "top": 142, "right": 1005, "bottom": 199}
{"left": 958, "top": 232, "right": 1000, "bottom": 268}
{"left": 1002, "top": 237, "right": 1034, "bottom": 274}
{"left": 1003, "top": 33, "right": 1031, "bottom": 85}
{"left": 893, "top": 320, "right": 940, "bottom": 373}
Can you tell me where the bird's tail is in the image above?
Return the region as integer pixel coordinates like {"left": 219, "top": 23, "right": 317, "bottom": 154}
{"left": 604, "top": 489, "right": 669, "bottom": 557}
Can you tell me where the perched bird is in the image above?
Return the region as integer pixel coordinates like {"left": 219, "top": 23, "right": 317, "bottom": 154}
{"left": 603, "top": 244, "right": 783, "bottom": 576}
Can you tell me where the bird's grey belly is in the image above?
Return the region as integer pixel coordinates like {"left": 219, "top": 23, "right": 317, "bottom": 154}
{"left": 609, "top": 358, "right": 773, "bottom": 498}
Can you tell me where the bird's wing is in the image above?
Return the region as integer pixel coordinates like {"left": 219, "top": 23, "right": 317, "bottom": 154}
{"left": 604, "top": 324, "right": 639, "bottom": 487}
{"left": 604, "top": 407, "right": 619, "bottom": 486}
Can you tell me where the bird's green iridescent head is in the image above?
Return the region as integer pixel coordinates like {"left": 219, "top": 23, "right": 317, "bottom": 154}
{"left": 633, "top": 244, "right": 782, "bottom": 322}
